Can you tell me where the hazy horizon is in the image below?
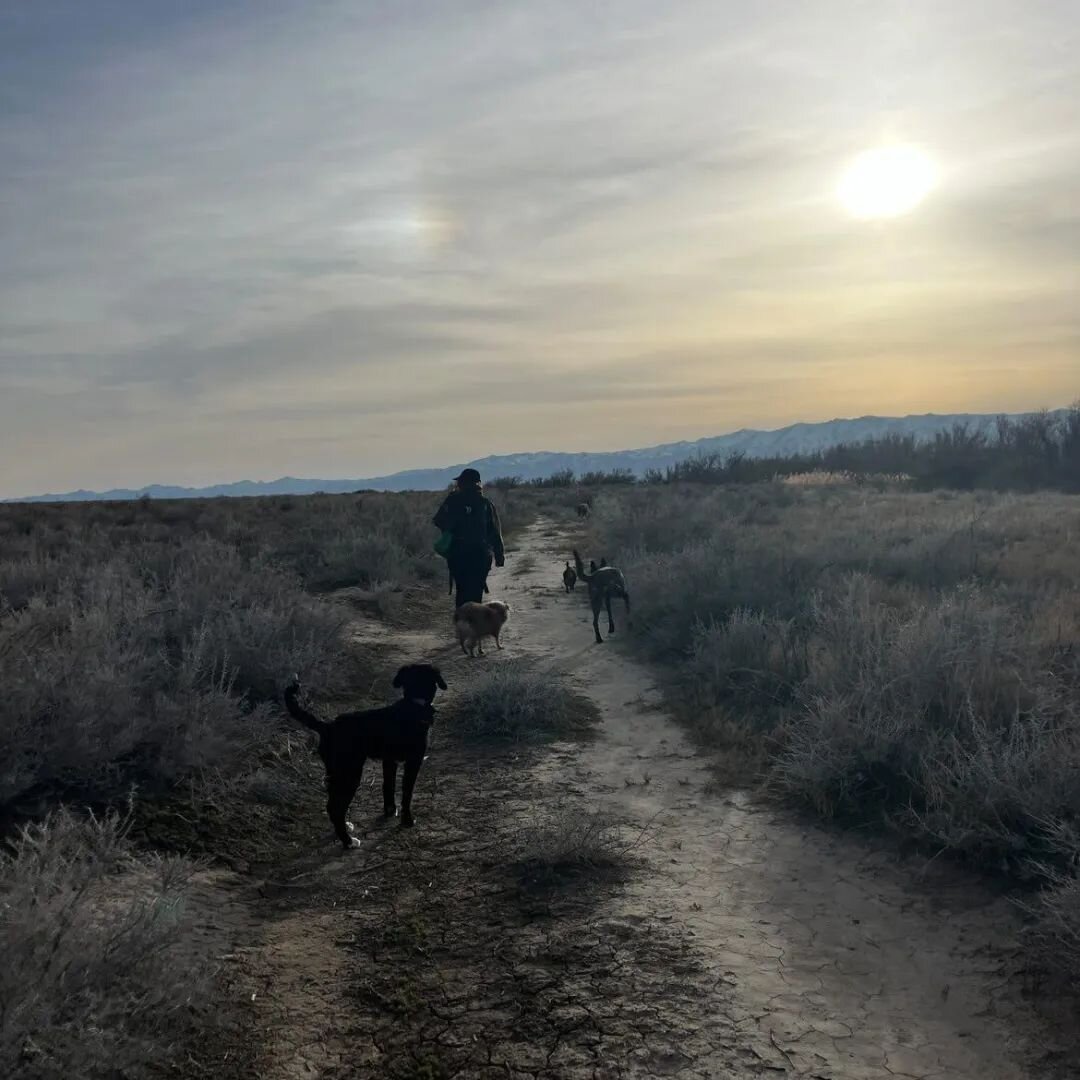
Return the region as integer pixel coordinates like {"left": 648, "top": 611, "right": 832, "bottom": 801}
{"left": 8, "top": 402, "right": 1077, "bottom": 498}
{"left": 3, "top": 2, "right": 1078, "bottom": 498}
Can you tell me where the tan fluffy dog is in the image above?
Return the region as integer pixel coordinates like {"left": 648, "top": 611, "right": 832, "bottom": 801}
{"left": 454, "top": 600, "right": 510, "bottom": 657}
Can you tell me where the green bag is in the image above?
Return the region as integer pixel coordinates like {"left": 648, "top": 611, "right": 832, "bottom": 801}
{"left": 433, "top": 530, "right": 454, "bottom": 558}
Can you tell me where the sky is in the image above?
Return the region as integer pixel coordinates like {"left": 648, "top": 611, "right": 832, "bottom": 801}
{"left": 1, "top": 1, "right": 1078, "bottom": 496}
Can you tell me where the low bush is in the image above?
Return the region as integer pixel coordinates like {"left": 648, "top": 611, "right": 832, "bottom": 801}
{"left": 0, "top": 539, "right": 343, "bottom": 811}
{"left": 0, "top": 808, "right": 207, "bottom": 1080}
{"left": 445, "top": 660, "right": 598, "bottom": 743}
{"left": 589, "top": 483, "right": 1080, "bottom": 979}
{"left": 503, "top": 805, "right": 641, "bottom": 888}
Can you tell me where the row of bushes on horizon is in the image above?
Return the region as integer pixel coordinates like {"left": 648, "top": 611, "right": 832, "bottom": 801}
{"left": 494, "top": 405, "right": 1080, "bottom": 493}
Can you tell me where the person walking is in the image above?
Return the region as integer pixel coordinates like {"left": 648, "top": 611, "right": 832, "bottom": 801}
{"left": 433, "top": 468, "right": 505, "bottom": 608}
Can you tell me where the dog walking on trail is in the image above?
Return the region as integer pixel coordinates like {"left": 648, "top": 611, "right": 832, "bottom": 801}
{"left": 433, "top": 468, "right": 505, "bottom": 609}
{"left": 562, "top": 562, "right": 577, "bottom": 593}
{"left": 573, "top": 550, "right": 630, "bottom": 644}
{"left": 454, "top": 600, "right": 510, "bottom": 656}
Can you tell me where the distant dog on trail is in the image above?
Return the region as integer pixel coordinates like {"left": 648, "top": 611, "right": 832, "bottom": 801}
{"left": 562, "top": 562, "right": 577, "bottom": 593}
{"left": 454, "top": 600, "right": 510, "bottom": 656}
{"left": 573, "top": 550, "right": 630, "bottom": 644}
{"left": 283, "top": 664, "right": 446, "bottom": 847}
{"left": 576, "top": 502, "right": 590, "bottom": 519}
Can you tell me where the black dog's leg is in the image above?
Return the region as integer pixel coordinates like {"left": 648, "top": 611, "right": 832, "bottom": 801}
{"left": 382, "top": 758, "right": 398, "bottom": 818}
{"left": 591, "top": 592, "right": 604, "bottom": 644}
{"left": 605, "top": 593, "right": 616, "bottom": 633}
{"left": 327, "top": 769, "right": 363, "bottom": 849}
{"left": 400, "top": 756, "right": 423, "bottom": 827}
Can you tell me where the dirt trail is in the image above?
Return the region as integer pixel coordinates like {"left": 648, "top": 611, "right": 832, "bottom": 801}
{"left": 487, "top": 520, "right": 1065, "bottom": 1079}
{"left": 212, "top": 518, "right": 1072, "bottom": 1080}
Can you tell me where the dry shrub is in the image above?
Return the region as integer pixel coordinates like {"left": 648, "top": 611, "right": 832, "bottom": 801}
{"left": 0, "top": 808, "right": 207, "bottom": 1080}
{"left": 0, "top": 490, "right": 497, "bottom": 815}
{"left": 446, "top": 660, "right": 597, "bottom": 743}
{"left": 1025, "top": 872, "right": 1080, "bottom": 986}
{"left": 503, "top": 804, "right": 644, "bottom": 888}
{"left": 591, "top": 483, "right": 1080, "bottom": 978}
{"left": 0, "top": 540, "right": 341, "bottom": 809}
{"left": 776, "top": 577, "right": 1080, "bottom": 865}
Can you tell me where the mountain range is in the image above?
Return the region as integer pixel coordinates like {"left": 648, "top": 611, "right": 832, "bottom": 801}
{"left": 9, "top": 409, "right": 1067, "bottom": 502}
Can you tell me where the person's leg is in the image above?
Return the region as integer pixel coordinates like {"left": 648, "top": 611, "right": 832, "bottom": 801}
{"left": 455, "top": 566, "right": 475, "bottom": 608}
{"left": 449, "top": 553, "right": 468, "bottom": 609}
{"left": 456, "top": 547, "right": 488, "bottom": 605}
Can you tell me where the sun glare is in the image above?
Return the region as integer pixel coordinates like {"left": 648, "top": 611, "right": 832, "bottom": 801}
{"left": 838, "top": 145, "right": 937, "bottom": 220}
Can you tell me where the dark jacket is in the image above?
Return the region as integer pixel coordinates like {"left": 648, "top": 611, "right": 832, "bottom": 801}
{"left": 433, "top": 488, "right": 505, "bottom": 562}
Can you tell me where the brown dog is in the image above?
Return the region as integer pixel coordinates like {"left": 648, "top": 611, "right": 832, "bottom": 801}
{"left": 454, "top": 600, "right": 510, "bottom": 656}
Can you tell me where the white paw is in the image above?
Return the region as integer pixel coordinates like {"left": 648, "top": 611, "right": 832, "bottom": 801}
{"left": 348, "top": 836, "right": 362, "bottom": 849}
{"left": 345, "top": 820, "right": 356, "bottom": 833}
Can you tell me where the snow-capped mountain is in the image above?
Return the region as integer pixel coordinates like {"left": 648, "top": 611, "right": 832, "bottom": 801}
{"left": 9, "top": 409, "right": 1068, "bottom": 501}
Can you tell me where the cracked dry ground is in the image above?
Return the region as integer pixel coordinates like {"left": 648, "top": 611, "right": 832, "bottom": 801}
{"left": 206, "top": 521, "right": 1078, "bottom": 1080}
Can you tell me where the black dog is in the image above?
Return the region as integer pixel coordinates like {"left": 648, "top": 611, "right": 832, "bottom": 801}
{"left": 562, "top": 561, "right": 577, "bottom": 593}
{"left": 283, "top": 664, "right": 447, "bottom": 848}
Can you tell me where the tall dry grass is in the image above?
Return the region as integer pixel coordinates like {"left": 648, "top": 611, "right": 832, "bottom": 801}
{"left": 0, "top": 808, "right": 206, "bottom": 1080}
{"left": 0, "top": 487, "right": 536, "bottom": 1074}
{"left": 0, "top": 488, "right": 532, "bottom": 817}
{"left": 588, "top": 483, "right": 1080, "bottom": 980}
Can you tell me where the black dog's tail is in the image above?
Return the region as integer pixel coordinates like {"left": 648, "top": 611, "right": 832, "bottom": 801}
{"left": 283, "top": 680, "right": 326, "bottom": 733}
{"left": 572, "top": 549, "right": 590, "bottom": 582}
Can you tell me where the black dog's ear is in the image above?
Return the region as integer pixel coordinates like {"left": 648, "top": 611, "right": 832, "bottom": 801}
{"left": 434, "top": 668, "right": 447, "bottom": 691}
{"left": 392, "top": 667, "right": 406, "bottom": 688}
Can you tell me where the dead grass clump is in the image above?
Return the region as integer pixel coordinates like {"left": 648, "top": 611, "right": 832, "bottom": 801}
{"left": 685, "top": 610, "right": 806, "bottom": 713}
{"left": 775, "top": 577, "right": 1080, "bottom": 867}
{"left": 503, "top": 805, "right": 643, "bottom": 888}
{"left": 446, "top": 660, "right": 598, "bottom": 743}
{"left": 1025, "top": 872, "right": 1080, "bottom": 986}
{"left": 511, "top": 553, "right": 537, "bottom": 576}
{"left": 0, "top": 808, "right": 207, "bottom": 1080}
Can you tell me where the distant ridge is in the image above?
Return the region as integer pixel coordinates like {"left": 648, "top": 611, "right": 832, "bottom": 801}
{"left": 8, "top": 409, "right": 1069, "bottom": 502}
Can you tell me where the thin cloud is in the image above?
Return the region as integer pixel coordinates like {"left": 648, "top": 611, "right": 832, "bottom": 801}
{"left": 1, "top": 0, "right": 1078, "bottom": 495}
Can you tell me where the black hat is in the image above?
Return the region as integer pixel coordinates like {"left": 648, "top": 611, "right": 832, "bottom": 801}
{"left": 455, "top": 468, "right": 481, "bottom": 486}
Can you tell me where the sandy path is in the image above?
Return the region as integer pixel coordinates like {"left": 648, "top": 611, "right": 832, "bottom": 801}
{"left": 490, "top": 520, "right": 1064, "bottom": 1079}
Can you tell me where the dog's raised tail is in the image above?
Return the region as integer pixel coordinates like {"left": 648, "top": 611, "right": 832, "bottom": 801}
{"left": 572, "top": 549, "right": 590, "bottom": 582}
{"left": 283, "top": 678, "right": 326, "bottom": 733}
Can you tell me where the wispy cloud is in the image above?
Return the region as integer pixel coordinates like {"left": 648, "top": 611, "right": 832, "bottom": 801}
{"left": 1, "top": 0, "right": 1078, "bottom": 495}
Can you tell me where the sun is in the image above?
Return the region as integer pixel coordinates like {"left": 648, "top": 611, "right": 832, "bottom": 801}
{"left": 837, "top": 145, "right": 937, "bottom": 220}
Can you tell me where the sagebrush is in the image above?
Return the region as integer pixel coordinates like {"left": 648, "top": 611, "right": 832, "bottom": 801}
{"left": 0, "top": 808, "right": 206, "bottom": 1080}
{"left": 589, "top": 483, "right": 1080, "bottom": 979}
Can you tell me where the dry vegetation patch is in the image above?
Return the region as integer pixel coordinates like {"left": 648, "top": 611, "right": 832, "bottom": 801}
{"left": 0, "top": 488, "right": 538, "bottom": 1075}
{"left": 502, "top": 804, "right": 645, "bottom": 890}
{"left": 589, "top": 483, "right": 1080, "bottom": 980}
{"left": 0, "top": 808, "right": 208, "bottom": 1080}
{"left": 444, "top": 659, "right": 599, "bottom": 743}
